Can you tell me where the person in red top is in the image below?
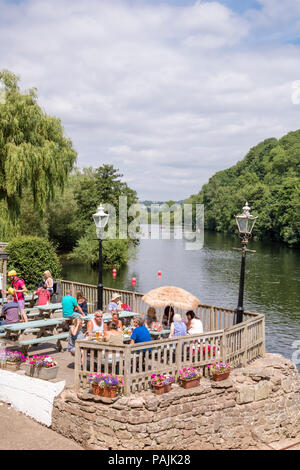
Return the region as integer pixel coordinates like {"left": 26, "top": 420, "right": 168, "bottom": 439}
{"left": 34, "top": 282, "right": 50, "bottom": 306}
{"left": 7, "top": 270, "right": 28, "bottom": 322}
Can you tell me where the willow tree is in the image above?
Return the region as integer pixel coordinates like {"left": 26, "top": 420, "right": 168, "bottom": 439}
{"left": 0, "top": 70, "right": 77, "bottom": 218}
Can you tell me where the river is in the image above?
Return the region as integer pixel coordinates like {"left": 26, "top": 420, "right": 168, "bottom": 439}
{"left": 61, "top": 230, "right": 300, "bottom": 370}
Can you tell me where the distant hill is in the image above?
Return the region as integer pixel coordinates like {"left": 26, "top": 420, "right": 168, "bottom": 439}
{"left": 185, "top": 130, "right": 300, "bottom": 246}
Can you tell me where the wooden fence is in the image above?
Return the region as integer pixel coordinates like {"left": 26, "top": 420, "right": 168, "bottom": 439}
{"left": 65, "top": 280, "right": 265, "bottom": 395}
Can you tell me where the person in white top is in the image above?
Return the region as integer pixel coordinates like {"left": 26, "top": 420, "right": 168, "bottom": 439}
{"left": 186, "top": 311, "right": 203, "bottom": 335}
{"left": 43, "top": 270, "right": 54, "bottom": 296}
{"left": 87, "top": 310, "right": 106, "bottom": 335}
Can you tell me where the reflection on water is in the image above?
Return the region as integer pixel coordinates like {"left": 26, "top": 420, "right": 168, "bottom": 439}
{"left": 61, "top": 231, "right": 300, "bottom": 370}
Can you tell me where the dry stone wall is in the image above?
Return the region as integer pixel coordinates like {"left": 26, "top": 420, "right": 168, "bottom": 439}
{"left": 51, "top": 354, "right": 300, "bottom": 450}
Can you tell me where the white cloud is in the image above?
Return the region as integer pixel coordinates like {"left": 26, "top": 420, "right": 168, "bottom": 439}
{"left": 0, "top": 0, "right": 299, "bottom": 200}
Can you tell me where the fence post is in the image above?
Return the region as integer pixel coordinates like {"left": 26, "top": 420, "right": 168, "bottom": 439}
{"left": 124, "top": 345, "right": 131, "bottom": 396}
{"left": 221, "top": 331, "right": 227, "bottom": 363}
{"left": 132, "top": 292, "right": 137, "bottom": 312}
{"left": 74, "top": 342, "right": 81, "bottom": 392}
{"left": 175, "top": 338, "right": 183, "bottom": 380}
{"left": 242, "top": 325, "right": 248, "bottom": 367}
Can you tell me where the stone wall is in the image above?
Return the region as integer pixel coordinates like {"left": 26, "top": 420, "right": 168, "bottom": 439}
{"left": 51, "top": 354, "right": 300, "bottom": 450}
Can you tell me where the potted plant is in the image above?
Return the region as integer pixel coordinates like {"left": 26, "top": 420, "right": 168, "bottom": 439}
{"left": 178, "top": 366, "right": 201, "bottom": 389}
{"left": 163, "top": 375, "right": 174, "bottom": 393}
{"left": 25, "top": 354, "right": 58, "bottom": 380}
{"left": 88, "top": 373, "right": 104, "bottom": 396}
{"left": 151, "top": 374, "right": 166, "bottom": 395}
{"left": 2, "top": 350, "right": 26, "bottom": 371}
{"left": 88, "top": 373, "right": 124, "bottom": 398}
{"left": 208, "top": 362, "right": 232, "bottom": 381}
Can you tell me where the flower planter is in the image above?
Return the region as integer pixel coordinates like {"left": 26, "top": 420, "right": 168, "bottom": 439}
{"left": 212, "top": 372, "right": 230, "bottom": 382}
{"left": 24, "top": 363, "right": 59, "bottom": 380}
{"left": 181, "top": 377, "right": 200, "bottom": 389}
{"left": 5, "top": 361, "right": 21, "bottom": 372}
{"left": 153, "top": 385, "right": 165, "bottom": 395}
{"left": 92, "top": 384, "right": 101, "bottom": 396}
{"left": 164, "top": 384, "right": 172, "bottom": 393}
{"left": 101, "top": 386, "right": 118, "bottom": 398}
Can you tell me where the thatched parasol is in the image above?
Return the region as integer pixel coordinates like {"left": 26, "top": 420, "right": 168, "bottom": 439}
{"left": 141, "top": 286, "right": 200, "bottom": 311}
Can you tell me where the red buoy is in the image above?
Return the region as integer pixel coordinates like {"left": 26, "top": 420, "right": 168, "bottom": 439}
{"left": 158, "top": 270, "right": 162, "bottom": 277}
{"left": 131, "top": 277, "right": 136, "bottom": 285}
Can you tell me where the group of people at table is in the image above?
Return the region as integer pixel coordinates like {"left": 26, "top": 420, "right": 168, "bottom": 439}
{"left": 1, "top": 272, "right": 204, "bottom": 358}
{"left": 65, "top": 291, "right": 204, "bottom": 357}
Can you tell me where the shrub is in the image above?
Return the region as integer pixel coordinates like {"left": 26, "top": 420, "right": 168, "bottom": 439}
{"left": 6, "top": 236, "right": 61, "bottom": 290}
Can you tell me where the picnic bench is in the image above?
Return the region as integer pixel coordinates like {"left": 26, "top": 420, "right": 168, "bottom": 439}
{"left": 36, "top": 303, "right": 63, "bottom": 319}
{"left": 0, "top": 318, "right": 67, "bottom": 354}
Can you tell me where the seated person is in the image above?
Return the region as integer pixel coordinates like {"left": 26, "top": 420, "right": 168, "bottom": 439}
{"left": 103, "top": 321, "right": 123, "bottom": 345}
{"left": 87, "top": 310, "right": 106, "bottom": 336}
{"left": 106, "top": 292, "right": 122, "bottom": 313}
{"left": 62, "top": 290, "right": 84, "bottom": 319}
{"left": 34, "top": 282, "right": 50, "bottom": 306}
{"left": 0, "top": 294, "right": 24, "bottom": 326}
{"left": 164, "top": 306, "right": 175, "bottom": 326}
{"left": 186, "top": 310, "right": 203, "bottom": 335}
{"left": 76, "top": 290, "right": 88, "bottom": 316}
{"left": 168, "top": 313, "right": 187, "bottom": 338}
{"left": 68, "top": 317, "right": 85, "bottom": 356}
{"left": 144, "top": 307, "right": 157, "bottom": 330}
{"left": 130, "top": 317, "right": 151, "bottom": 345}
{"left": 111, "top": 312, "right": 124, "bottom": 331}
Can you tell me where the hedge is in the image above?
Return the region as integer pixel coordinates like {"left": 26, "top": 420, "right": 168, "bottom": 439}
{"left": 6, "top": 236, "right": 61, "bottom": 290}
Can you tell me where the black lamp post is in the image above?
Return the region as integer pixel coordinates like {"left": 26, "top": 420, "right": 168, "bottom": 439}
{"left": 234, "top": 202, "right": 257, "bottom": 324}
{"left": 93, "top": 204, "right": 109, "bottom": 310}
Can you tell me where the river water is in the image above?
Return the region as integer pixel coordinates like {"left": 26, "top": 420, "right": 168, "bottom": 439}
{"left": 61, "top": 230, "right": 300, "bottom": 369}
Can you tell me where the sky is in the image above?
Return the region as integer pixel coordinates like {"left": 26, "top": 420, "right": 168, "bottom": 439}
{"left": 1, "top": 0, "right": 300, "bottom": 201}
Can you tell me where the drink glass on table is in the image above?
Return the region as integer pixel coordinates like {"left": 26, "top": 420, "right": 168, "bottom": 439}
{"left": 96, "top": 331, "right": 100, "bottom": 341}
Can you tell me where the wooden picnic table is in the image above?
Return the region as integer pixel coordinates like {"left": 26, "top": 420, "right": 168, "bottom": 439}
{"left": 36, "top": 303, "right": 63, "bottom": 318}
{"left": 0, "top": 318, "right": 67, "bottom": 354}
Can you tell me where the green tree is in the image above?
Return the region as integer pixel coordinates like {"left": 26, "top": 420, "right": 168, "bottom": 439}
{"left": 0, "top": 70, "right": 77, "bottom": 218}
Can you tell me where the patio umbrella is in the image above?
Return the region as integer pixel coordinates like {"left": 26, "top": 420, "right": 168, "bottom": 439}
{"left": 141, "top": 286, "right": 201, "bottom": 311}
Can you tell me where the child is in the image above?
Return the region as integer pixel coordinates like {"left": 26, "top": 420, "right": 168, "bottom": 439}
{"left": 34, "top": 282, "right": 50, "bottom": 306}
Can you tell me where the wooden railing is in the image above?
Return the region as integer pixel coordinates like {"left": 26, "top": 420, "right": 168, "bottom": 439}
{"left": 74, "top": 314, "right": 265, "bottom": 395}
{"left": 66, "top": 280, "right": 265, "bottom": 395}
{"left": 61, "top": 280, "right": 259, "bottom": 330}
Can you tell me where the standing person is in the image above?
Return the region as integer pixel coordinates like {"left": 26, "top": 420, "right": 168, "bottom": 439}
{"left": 7, "top": 270, "right": 28, "bottom": 322}
{"left": 86, "top": 310, "right": 106, "bottom": 336}
{"left": 43, "top": 270, "right": 54, "bottom": 296}
{"left": 76, "top": 291, "right": 88, "bottom": 316}
{"left": 168, "top": 313, "right": 187, "bottom": 338}
{"left": 34, "top": 282, "right": 50, "bottom": 306}
{"left": 0, "top": 294, "right": 23, "bottom": 326}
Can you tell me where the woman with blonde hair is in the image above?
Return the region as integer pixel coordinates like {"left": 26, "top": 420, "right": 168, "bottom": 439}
{"left": 144, "top": 307, "right": 157, "bottom": 330}
{"left": 43, "top": 270, "right": 54, "bottom": 296}
{"left": 68, "top": 317, "right": 84, "bottom": 356}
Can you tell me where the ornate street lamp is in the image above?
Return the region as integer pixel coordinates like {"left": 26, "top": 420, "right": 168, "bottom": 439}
{"left": 234, "top": 202, "right": 258, "bottom": 324}
{"left": 93, "top": 204, "right": 109, "bottom": 310}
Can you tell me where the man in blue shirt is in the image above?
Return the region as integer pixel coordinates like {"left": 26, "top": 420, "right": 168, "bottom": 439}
{"left": 130, "top": 317, "right": 152, "bottom": 353}
{"left": 62, "top": 290, "right": 84, "bottom": 318}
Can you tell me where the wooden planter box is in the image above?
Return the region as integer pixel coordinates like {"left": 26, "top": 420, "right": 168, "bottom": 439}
{"left": 24, "top": 364, "right": 59, "bottom": 380}
{"left": 5, "top": 361, "right": 21, "bottom": 372}
{"left": 180, "top": 377, "right": 200, "bottom": 389}
{"left": 212, "top": 372, "right": 230, "bottom": 382}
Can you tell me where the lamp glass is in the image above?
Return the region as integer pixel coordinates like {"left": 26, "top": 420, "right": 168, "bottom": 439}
{"left": 93, "top": 204, "right": 109, "bottom": 239}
